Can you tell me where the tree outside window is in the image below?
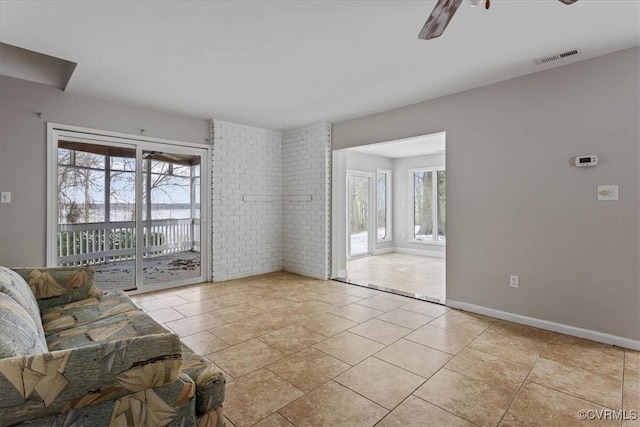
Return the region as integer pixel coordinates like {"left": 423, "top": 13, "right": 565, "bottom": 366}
{"left": 412, "top": 168, "right": 445, "bottom": 242}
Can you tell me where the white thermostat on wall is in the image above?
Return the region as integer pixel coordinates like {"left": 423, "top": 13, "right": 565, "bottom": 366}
{"left": 575, "top": 155, "right": 598, "bottom": 167}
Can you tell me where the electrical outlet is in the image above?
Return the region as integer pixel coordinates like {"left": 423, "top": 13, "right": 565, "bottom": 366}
{"left": 0, "top": 192, "right": 11, "bottom": 204}
{"left": 510, "top": 275, "right": 519, "bottom": 288}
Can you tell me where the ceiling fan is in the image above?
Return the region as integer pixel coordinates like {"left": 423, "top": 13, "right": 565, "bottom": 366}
{"left": 418, "top": 0, "right": 579, "bottom": 40}
{"left": 142, "top": 151, "right": 182, "bottom": 161}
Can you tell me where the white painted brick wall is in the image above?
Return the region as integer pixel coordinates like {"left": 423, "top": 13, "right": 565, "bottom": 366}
{"left": 210, "top": 120, "right": 284, "bottom": 281}
{"left": 282, "top": 123, "right": 332, "bottom": 279}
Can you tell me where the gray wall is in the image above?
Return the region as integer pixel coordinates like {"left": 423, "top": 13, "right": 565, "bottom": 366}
{"left": 393, "top": 153, "right": 446, "bottom": 255}
{"left": 0, "top": 76, "right": 210, "bottom": 267}
{"left": 333, "top": 48, "right": 640, "bottom": 341}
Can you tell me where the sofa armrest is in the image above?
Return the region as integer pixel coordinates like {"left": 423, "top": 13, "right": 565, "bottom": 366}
{"left": 0, "top": 332, "right": 183, "bottom": 426}
{"left": 181, "top": 351, "right": 226, "bottom": 417}
{"left": 12, "top": 267, "right": 103, "bottom": 311}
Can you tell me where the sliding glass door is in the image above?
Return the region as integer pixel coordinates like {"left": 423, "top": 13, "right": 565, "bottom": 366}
{"left": 48, "top": 125, "right": 209, "bottom": 292}
{"left": 141, "top": 149, "right": 202, "bottom": 286}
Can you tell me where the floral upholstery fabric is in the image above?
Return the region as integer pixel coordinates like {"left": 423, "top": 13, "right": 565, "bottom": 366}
{"left": 46, "top": 309, "right": 169, "bottom": 351}
{"left": 0, "top": 266, "right": 46, "bottom": 342}
{"left": 12, "top": 267, "right": 102, "bottom": 311}
{"left": 180, "top": 346, "right": 226, "bottom": 417}
{"left": 39, "top": 291, "right": 138, "bottom": 335}
{"left": 0, "top": 333, "right": 184, "bottom": 426}
{"left": 0, "top": 293, "right": 48, "bottom": 358}
{"left": 17, "top": 375, "right": 198, "bottom": 427}
{"left": 0, "top": 266, "right": 226, "bottom": 427}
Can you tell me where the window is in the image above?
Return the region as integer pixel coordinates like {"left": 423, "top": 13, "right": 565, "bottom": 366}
{"left": 142, "top": 157, "right": 193, "bottom": 221}
{"left": 376, "top": 169, "right": 392, "bottom": 242}
{"left": 57, "top": 143, "right": 109, "bottom": 225}
{"left": 411, "top": 167, "right": 445, "bottom": 243}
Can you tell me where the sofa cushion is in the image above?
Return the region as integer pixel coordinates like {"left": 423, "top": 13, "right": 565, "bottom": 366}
{"left": 12, "top": 267, "right": 102, "bottom": 311}
{"left": 0, "top": 266, "right": 46, "bottom": 342}
{"left": 0, "top": 293, "right": 48, "bottom": 358}
{"left": 180, "top": 343, "right": 226, "bottom": 416}
{"left": 39, "top": 290, "right": 138, "bottom": 335}
{"left": 46, "top": 310, "right": 168, "bottom": 351}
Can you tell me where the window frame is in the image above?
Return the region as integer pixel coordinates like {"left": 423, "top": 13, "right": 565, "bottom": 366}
{"left": 376, "top": 169, "right": 392, "bottom": 243}
{"left": 409, "top": 166, "right": 445, "bottom": 245}
{"left": 46, "top": 122, "right": 212, "bottom": 290}
{"left": 346, "top": 170, "right": 375, "bottom": 259}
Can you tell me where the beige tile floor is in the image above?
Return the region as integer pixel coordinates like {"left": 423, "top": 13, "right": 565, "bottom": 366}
{"left": 132, "top": 271, "right": 640, "bottom": 427}
{"left": 346, "top": 253, "right": 445, "bottom": 303}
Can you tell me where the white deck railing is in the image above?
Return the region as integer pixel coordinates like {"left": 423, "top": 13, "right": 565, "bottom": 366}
{"left": 57, "top": 218, "right": 200, "bottom": 266}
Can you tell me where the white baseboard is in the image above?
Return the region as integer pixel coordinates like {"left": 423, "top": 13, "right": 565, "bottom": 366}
{"left": 283, "top": 266, "right": 328, "bottom": 280}
{"left": 373, "top": 247, "right": 394, "bottom": 255}
{"left": 393, "top": 247, "right": 445, "bottom": 258}
{"left": 213, "top": 267, "right": 283, "bottom": 282}
{"left": 350, "top": 247, "right": 445, "bottom": 258}
{"left": 446, "top": 299, "right": 640, "bottom": 351}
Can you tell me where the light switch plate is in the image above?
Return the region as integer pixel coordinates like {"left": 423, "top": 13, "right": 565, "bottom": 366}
{"left": 597, "top": 185, "right": 618, "bottom": 201}
{"left": 0, "top": 192, "right": 11, "bottom": 203}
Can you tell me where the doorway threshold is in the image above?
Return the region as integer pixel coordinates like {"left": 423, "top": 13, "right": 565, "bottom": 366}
{"left": 332, "top": 277, "right": 446, "bottom": 306}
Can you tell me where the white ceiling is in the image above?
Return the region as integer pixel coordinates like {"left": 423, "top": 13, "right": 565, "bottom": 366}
{"left": 1, "top": 1, "right": 638, "bottom": 131}
{"left": 347, "top": 132, "right": 446, "bottom": 158}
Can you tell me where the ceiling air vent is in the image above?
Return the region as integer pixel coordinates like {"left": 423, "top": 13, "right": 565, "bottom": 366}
{"left": 535, "top": 48, "right": 583, "bottom": 65}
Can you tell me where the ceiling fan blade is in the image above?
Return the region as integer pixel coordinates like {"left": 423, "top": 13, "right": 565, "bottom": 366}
{"left": 162, "top": 153, "right": 182, "bottom": 161}
{"left": 418, "top": 0, "right": 464, "bottom": 40}
{"left": 142, "top": 151, "right": 182, "bottom": 162}
{"left": 558, "top": 0, "right": 578, "bottom": 4}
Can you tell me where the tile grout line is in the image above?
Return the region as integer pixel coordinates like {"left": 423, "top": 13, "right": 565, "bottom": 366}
{"left": 391, "top": 393, "right": 483, "bottom": 427}
{"left": 415, "top": 319, "right": 524, "bottom": 427}
{"left": 138, "top": 272, "right": 634, "bottom": 427}
{"left": 526, "top": 341, "right": 627, "bottom": 411}
{"left": 622, "top": 352, "right": 628, "bottom": 427}
{"left": 493, "top": 332, "right": 562, "bottom": 426}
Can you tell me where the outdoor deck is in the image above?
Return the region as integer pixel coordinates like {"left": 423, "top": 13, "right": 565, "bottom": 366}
{"left": 56, "top": 217, "right": 202, "bottom": 292}
{"left": 92, "top": 251, "right": 201, "bottom": 291}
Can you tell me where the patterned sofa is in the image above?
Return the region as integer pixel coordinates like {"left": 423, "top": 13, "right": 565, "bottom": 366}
{"left": 0, "top": 266, "right": 225, "bottom": 427}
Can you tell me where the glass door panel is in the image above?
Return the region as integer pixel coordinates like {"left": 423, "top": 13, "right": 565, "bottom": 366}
{"left": 377, "top": 172, "right": 387, "bottom": 240}
{"left": 56, "top": 141, "right": 137, "bottom": 291}
{"left": 141, "top": 150, "right": 202, "bottom": 286}
{"left": 348, "top": 174, "right": 371, "bottom": 258}
{"left": 437, "top": 170, "right": 446, "bottom": 241}
{"left": 414, "top": 171, "right": 433, "bottom": 241}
